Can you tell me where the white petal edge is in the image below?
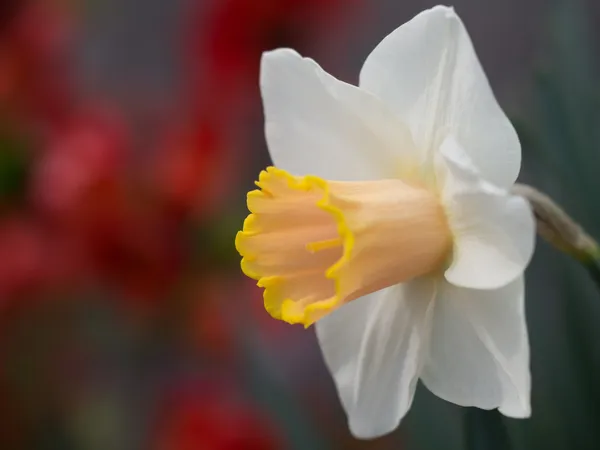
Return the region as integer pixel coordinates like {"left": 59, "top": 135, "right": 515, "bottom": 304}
{"left": 359, "top": 5, "right": 521, "bottom": 189}
{"left": 260, "top": 48, "right": 419, "bottom": 182}
{"left": 315, "top": 278, "right": 435, "bottom": 439}
{"left": 420, "top": 277, "right": 531, "bottom": 417}
{"left": 437, "top": 136, "right": 535, "bottom": 290}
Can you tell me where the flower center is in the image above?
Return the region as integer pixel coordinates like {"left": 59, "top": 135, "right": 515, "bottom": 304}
{"left": 236, "top": 167, "right": 452, "bottom": 327}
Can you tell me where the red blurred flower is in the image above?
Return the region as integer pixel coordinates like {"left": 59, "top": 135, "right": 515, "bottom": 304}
{"left": 152, "top": 122, "right": 230, "bottom": 220}
{"left": 153, "top": 381, "right": 282, "bottom": 450}
{"left": 33, "top": 106, "right": 127, "bottom": 219}
{"left": 89, "top": 207, "right": 183, "bottom": 310}
{"left": 0, "top": 216, "right": 45, "bottom": 300}
{"left": 187, "top": 272, "right": 237, "bottom": 359}
{"left": 30, "top": 105, "right": 185, "bottom": 308}
{"left": 188, "top": 0, "right": 351, "bottom": 104}
{"left": 0, "top": 214, "right": 83, "bottom": 303}
{"left": 0, "top": 0, "right": 75, "bottom": 123}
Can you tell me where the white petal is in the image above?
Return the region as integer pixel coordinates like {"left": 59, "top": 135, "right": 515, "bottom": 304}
{"left": 315, "top": 279, "right": 435, "bottom": 439}
{"left": 359, "top": 6, "right": 520, "bottom": 188}
{"left": 420, "top": 277, "right": 530, "bottom": 417}
{"left": 437, "top": 137, "right": 535, "bottom": 290}
{"left": 260, "top": 49, "right": 417, "bottom": 181}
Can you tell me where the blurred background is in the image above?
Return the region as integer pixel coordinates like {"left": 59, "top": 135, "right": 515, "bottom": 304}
{"left": 0, "top": 0, "right": 599, "bottom": 449}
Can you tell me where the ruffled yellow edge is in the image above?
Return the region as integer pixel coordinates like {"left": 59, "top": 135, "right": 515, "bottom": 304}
{"left": 234, "top": 167, "right": 353, "bottom": 328}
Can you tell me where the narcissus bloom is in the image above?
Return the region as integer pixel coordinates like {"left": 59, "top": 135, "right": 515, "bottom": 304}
{"left": 236, "top": 5, "right": 535, "bottom": 439}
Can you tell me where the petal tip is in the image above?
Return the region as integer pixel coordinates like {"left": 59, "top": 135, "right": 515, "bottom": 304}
{"left": 260, "top": 49, "right": 303, "bottom": 89}
{"left": 348, "top": 416, "right": 401, "bottom": 440}
{"left": 499, "top": 403, "right": 531, "bottom": 419}
{"left": 261, "top": 48, "right": 301, "bottom": 66}
{"left": 426, "top": 4, "right": 459, "bottom": 20}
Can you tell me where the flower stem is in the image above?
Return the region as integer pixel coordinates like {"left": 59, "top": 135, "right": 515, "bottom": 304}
{"left": 512, "top": 184, "right": 599, "bottom": 264}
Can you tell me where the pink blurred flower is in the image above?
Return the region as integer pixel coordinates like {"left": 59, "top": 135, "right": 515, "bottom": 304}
{"left": 33, "top": 106, "right": 127, "bottom": 218}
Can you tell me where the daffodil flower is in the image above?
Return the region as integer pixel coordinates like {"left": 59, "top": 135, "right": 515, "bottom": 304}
{"left": 236, "top": 5, "right": 535, "bottom": 438}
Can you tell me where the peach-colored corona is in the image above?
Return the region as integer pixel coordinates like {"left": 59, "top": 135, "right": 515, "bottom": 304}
{"left": 235, "top": 167, "right": 452, "bottom": 327}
